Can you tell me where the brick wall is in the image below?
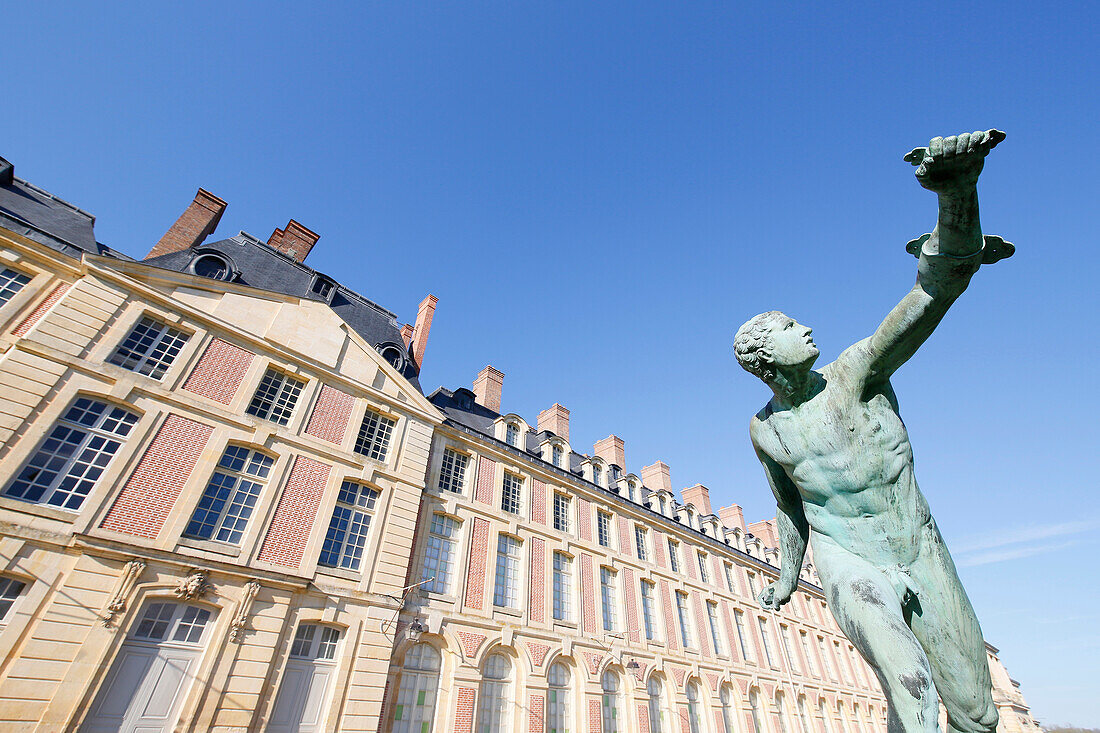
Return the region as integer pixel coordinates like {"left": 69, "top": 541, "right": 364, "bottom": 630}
{"left": 622, "top": 567, "right": 639, "bottom": 644}
{"left": 453, "top": 687, "right": 476, "bottom": 733}
{"left": 304, "top": 383, "right": 355, "bottom": 443}
{"left": 587, "top": 697, "right": 602, "bottom": 733}
{"left": 182, "top": 338, "right": 255, "bottom": 404}
{"left": 654, "top": 530, "right": 667, "bottom": 568}
{"left": 580, "top": 553, "right": 596, "bottom": 634}
{"left": 99, "top": 414, "right": 213, "bottom": 538}
{"left": 12, "top": 282, "right": 70, "bottom": 337}
{"left": 692, "top": 590, "right": 712, "bottom": 658}
{"left": 659, "top": 579, "right": 679, "bottom": 652}
{"left": 637, "top": 702, "right": 651, "bottom": 733}
{"left": 529, "top": 536, "right": 546, "bottom": 623}
{"left": 474, "top": 456, "right": 496, "bottom": 504}
{"left": 527, "top": 693, "right": 545, "bottom": 733}
{"left": 531, "top": 479, "right": 547, "bottom": 525}
{"left": 464, "top": 517, "right": 491, "bottom": 610}
{"left": 577, "top": 497, "right": 592, "bottom": 541}
{"left": 617, "top": 515, "right": 631, "bottom": 555}
{"left": 256, "top": 456, "right": 332, "bottom": 568}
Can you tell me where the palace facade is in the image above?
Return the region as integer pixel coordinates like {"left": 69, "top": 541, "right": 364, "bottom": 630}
{"left": 0, "top": 155, "right": 1038, "bottom": 732}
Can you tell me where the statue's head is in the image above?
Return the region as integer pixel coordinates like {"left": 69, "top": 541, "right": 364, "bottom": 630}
{"left": 734, "top": 311, "right": 818, "bottom": 383}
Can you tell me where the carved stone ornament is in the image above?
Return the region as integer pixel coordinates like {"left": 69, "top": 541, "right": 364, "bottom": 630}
{"left": 101, "top": 559, "right": 146, "bottom": 626}
{"left": 229, "top": 580, "right": 261, "bottom": 641}
{"left": 174, "top": 570, "right": 212, "bottom": 600}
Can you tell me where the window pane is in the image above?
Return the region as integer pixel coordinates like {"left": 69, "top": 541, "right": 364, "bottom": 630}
{"left": 0, "top": 268, "right": 31, "bottom": 306}
{"left": 246, "top": 368, "right": 306, "bottom": 426}
{"left": 501, "top": 473, "right": 523, "bottom": 515}
{"left": 0, "top": 577, "right": 26, "bottom": 622}
{"left": 355, "top": 410, "right": 396, "bottom": 461}
{"left": 185, "top": 446, "right": 273, "bottom": 544}
{"left": 438, "top": 449, "right": 469, "bottom": 493}
{"left": 108, "top": 316, "right": 190, "bottom": 379}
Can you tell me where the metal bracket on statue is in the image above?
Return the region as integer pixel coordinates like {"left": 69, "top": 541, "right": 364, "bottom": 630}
{"left": 905, "top": 233, "right": 1015, "bottom": 264}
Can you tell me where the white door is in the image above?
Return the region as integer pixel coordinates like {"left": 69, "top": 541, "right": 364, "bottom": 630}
{"left": 268, "top": 624, "right": 341, "bottom": 732}
{"left": 83, "top": 601, "right": 215, "bottom": 733}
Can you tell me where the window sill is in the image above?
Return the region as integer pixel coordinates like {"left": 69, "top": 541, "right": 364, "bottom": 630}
{"left": 0, "top": 495, "right": 76, "bottom": 522}
{"left": 553, "top": 620, "right": 578, "bottom": 631}
{"left": 177, "top": 536, "right": 242, "bottom": 557}
{"left": 419, "top": 589, "right": 458, "bottom": 604}
{"left": 316, "top": 565, "right": 362, "bottom": 582}
{"left": 493, "top": 605, "right": 523, "bottom": 618}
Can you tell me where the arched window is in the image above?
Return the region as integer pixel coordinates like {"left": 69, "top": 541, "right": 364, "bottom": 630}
{"left": 601, "top": 670, "right": 620, "bottom": 732}
{"left": 648, "top": 677, "right": 667, "bottom": 733}
{"left": 592, "top": 464, "right": 603, "bottom": 487}
{"left": 547, "top": 662, "right": 571, "bottom": 733}
{"left": 392, "top": 644, "right": 441, "bottom": 732}
{"left": 749, "top": 688, "right": 764, "bottom": 733}
{"left": 477, "top": 654, "right": 512, "bottom": 733}
{"left": 776, "top": 691, "right": 791, "bottom": 733}
{"left": 719, "top": 685, "right": 736, "bottom": 733}
{"left": 686, "top": 681, "right": 703, "bottom": 733}
{"left": 505, "top": 423, "right": 520, "bottom": 447}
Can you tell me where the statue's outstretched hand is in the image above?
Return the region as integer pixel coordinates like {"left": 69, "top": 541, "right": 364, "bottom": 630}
{"left": 904, "top": 129, "right": 1005, "bottom": 192}
{"left": 758, "top": 582, "right": 791, "bottom": 611}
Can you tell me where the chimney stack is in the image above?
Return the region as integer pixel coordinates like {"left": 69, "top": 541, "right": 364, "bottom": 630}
{"left": 537, "top": 404, "right": 570, "bottom": 442}
{"left": 593, "top": 435, "right": 626, "bottom": 469}
{"left": 400, "top": 323, "right": 415, "bottom": 347}
{"left": 146, "top": 188, "right": 226, "bottom": 259}
{"left": 267, "top": 219, "right": 319, "bottom": 263}
{"left": 410, "top": 294, "right": 437, "bottom": 367}
{"left": 718, "top": 504, "right": 746, "bottom": 532}
{"left": 473, "top": 366, "right": 504, "bottom": 413}
{"left": 681, "top": 484, "right": 712, "bottom": 515}
{"left": 641, "top": 461, "right": 672, "bottom": 493}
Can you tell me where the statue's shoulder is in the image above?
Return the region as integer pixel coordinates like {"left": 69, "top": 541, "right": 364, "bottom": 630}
{"left": 749, "top": 402, "right": 778, "bottom": 446}
{"left": 824, "top": 338, "right": 874, "bottom": 386}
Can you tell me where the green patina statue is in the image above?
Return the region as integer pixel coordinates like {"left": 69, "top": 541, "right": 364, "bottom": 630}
{"left": 735, "top": 130, "right": 1011, "bottom": 733}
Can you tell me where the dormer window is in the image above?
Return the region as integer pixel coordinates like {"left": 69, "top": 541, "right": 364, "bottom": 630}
{"left": 377, "top": 344, "right": 405, "bottom": 371}
{"left": 309, "top": 275, "right": 335, "bottom": 301}
{"left": 192, "top": 253, "right": 231, "bottom": 281}
{"left": 657, "top": 496, "right": 666, "bottom": 515}
{"left": 505, "top": 422, "right": 520, "bottom": 447}
{"left": 626, "top": 481, "right": 637, "bottom": 502}
{"left": 592, "top": 464, "right": 603, "bottom": 487}
{"left": 552, "top": 444, "right": 563, "bottom": 468}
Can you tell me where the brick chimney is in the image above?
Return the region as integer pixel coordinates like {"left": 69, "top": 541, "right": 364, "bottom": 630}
{"left": 146, "top": 188, "right": 227, "bottom": 259}
{"left": 473, "top": 365, "right": 504, "bottom": 413}
{"left": 718, "top": 504, "right": 746, "bottom": 532}
{"left": 537, "top": 404, "right": 570, "bottom": 443}
{"left": 748, "top": 519, "right": 779, "bottom": 547}
{"left": 410, "top": 294, "right": 437, "bottom": 367}
{"left": 641, "top": 461, "right": 672, "bottom": 493}
{"left": 681, "top": 484, "right": 712, "bottom": 515}
{"left": 593, "top": 435, "right": 626, "bottom": 469}
{"left": 400, "top": 323, "right": 415, "bottom": 347}
{"left": 267, "top": 219, "right": 319, "bottom": 263}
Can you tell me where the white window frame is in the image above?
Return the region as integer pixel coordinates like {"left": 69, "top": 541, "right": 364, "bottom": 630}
{"left": 640, "top": 580, "right": 658, "bottom": 641}
{"left": 501, "top": 472, "right": 523, "bottom": 515}
{"left": 0, "top": 576, "right": 27, "bottom": 624}
{"left": 596, "top": 511, "right": 612, "bottom": 548}
{"left": 552, "top": 552, "right": 573, "bottom": 622}
{"left": 553, "top": 493, "right": 571, "bottom": 533}
{"left": 697, "top": 550, "right": 709, "bottom": 583}
{"left": 667, "top": 538, "right": 680, "bottom": 572}
{"left": 354, "top": 409, "right": 396, "bottom": 462}
{"left": 676, "top": 591, "right": 693, "bottom": 648}
{"left": 184, "top": 444, "right": 274, "bottom": 545}
{"left": 707, "top": 600, "right": 724, "bottom": 655}
{"left": 318, "top": 481, "right": 379, "bottom": 571}
{"left": 547, "top": 662, "right": 571, "bottom": 733}
{"left": 438, "top": 448, "right": 469, "bottom": 494}
{"left": 635, "top": 525, "right": 648, "bottom": 561}
{"left": 0, "top": 267, "right": 31, "bottom": 307}
{"left": 493, "top": 535, "right": 522, "bottom": 609}
{"left": 421, "top": 513, "right": 461, "bottom": 594}
{"left": 108, "top": 315, "right": 190, "bottom": 380}
{"left": 600, "top": 567, "right": 618, "bottom": 632}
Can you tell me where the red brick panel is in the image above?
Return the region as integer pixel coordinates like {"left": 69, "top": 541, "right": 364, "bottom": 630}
{"left": 182, "top": 338, "right": 255, "bottom": 404}
{"left": 474, "top": 456, "right": 496, "bottom": 504}
{"left": 453, "top": 687, "right": 476, "bottom": 733}
{"left": 713, "top": 709, "right": 724, "bottom": 733}
{"left": 376, "top": 681, "right": 391, "bottom": 733}
{"left": 637, "top": 702, "right": 652, "bottom": 733}
{"left": 257, "top": 456, "right": 331, "bottom": 568}
{"left": 531, "top": 479, "right": 547, "bottom": 525}
{"left": 720, "top": 600, "right": 740, "bottom": 663}
{"left": 12, "top": 282, "right": 70, "bottom": 337}
{"left": 580, "top": 553, "right": 596, "bottom": 634}
{"left": 654, "top": 530, "right": 667, "bottom": 568}
{"left": 464, "top": 517, "right": 491, "bottom": 610}
{"left": 712, "top": 555, "right": 724, "bottom": 590}
{"left": 685, "top": 544, "right": 698, "bottom": 581}
{"left": 525, "top": 641, "right": 550, "bottom": 667}
{"left": 622, "top": 567, "right": 639, "bottom": 644}
{"left": 304, "top": 383, "right": 355, "bottom": 444}
{"left": 617, "top": 515, "right": 631, "bottom": 555}
{"left": 692, "top": 590, "right": 712, "bottom": 658}
{"left": 99, "top": 414, "right": 213, "bottom": 539}
{"left": 659, "top": 579, "right": 679, "bottom": 653}
{"left": 528, "top": 693, "right": 545, "bottom": 733}
{"left": 679, "top": 704, "right": 691, "bottom": 733}
{"left": 458, "top": 631, "right": 486, "bottom": 658}
{"left": 587, "top": 697, "right": 602, "bottom": 733}
{"left": 577, "top": 497, "right": 592, "bottom": 541}
{"left": 529, "top": 536, "right": 546, "bottom": 623}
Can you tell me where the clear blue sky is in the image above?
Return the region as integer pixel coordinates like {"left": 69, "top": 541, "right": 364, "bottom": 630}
{"left": 4, "top": 2, "right": 1097, "bottom": 726}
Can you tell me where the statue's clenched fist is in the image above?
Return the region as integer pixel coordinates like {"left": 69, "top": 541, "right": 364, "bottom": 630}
{"left": 904, "top": 129, "right": 1005, "bottom": 192}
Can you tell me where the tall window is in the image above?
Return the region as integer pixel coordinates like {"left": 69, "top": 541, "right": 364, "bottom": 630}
{"left": 600, "top": 567, "right": 618, "bottom": 632}
{"left": 3, "top": 397, "right": 139, "bottom": 511}
{"left": 697, "top": 551, "right": 709, "bottom": 582}
{"left": 547, "top": 662, "right": 571, "bottom": 733}
{"left": 592, "top": 464, "right": 603, "bottom": 487}
{"left": 707, "top": 601, "right": 724, "bottom": 655}
{"left": 601, "top": 670, "right": 620, "bottom": 733}
{"left": 596, "top": 511, "right": 612, "bottom": 548}
{"left": 355, "top": 409, "right": 396, "bottom": 461}
{"left": 836, "top": 640, "right": 855, "bottom": 685}
{"left": 686, "top": 681, "right": 703, "bottom": 733}
{"left": 0, "top": 577, "right": 27, "bottom": 623}
{"left": 392, "top": 644, "right": 441, "bottom": 733}
{"left": 0, "top": 267, "right": 31, "bottom": 306}
{"left": 246, "top": 368, "right": 306, "bottom": 426}
{"left": 505, "top": 422, "right": 520, "bottom": 447}
{"left": 780, "top": 624, "right": 800, "bottom": 672}
{"left": 185, "top": 445, "right": 274, "bottom": 544}
{"left": 657, "top": 496, "right": 666, "bottom": 515}
{"left": 676, "top": 591, "right": 692, "bottom": 648}
{"left": 800, "top": 631, "right": 818, "bottom": 676}
{"left": 819, "top": 699, "right": 836, "bottom": 733}
{"left": 818, "top": 636, "right": 835, "bottom": 680}
{"left": 724, "top": 562, "right": 737, "bottom": 594}
{"left": 635, "top": 526, "right": 648, "bottom": 561}
{"left": 552, "top": 552, "right": 573, "bottom": 622}
{"left": 319, "top": 481, "right": 379, "bottom": 570}
{"left": 797, "top": 696, "right": 813, "bottom": 733}
{"left": 501, "top": 472, "right": 523, "bottom": 514}
{"left": 108, "top": 316, "right": 189, "bottom": 379}
{"left": 734, "top": 609, "right": 752, "bottom": 661}
{"left": 626, "top": 481, "right": 637, "bottom": 502}
{"left": 667, "top": 539, "right": 680, "bottom": 572}
{"left": 477, "top": 654, "right": 512, "bottom": 733}
{"left": 421, "top": 514, "right": 460, "bottom": 594}
{"left": 747, "top": 571, "right": 759, "bottom": 597}
{"left": 777, "top": 692, "right": 792, "bottom": 733}
{"left": 551, "top": 444, "right": 563, "bottom": 468}
{"left": 758, "top": 617, "right": 776, "bottom": 667}
{"left": 749, "top": 688, "right": 764, "bottom": 733}
{"left": 647, "top": 677, "right": 666, "bottom": 733}
{"left": 553, "top": 493, "right": 571, "bottom": 532}
{"left": 641, "top": 580, "right": 657, "bottom": 641}
{"left": 438, "top": 448, "right": 469, "bottom": 494}
{"left": 493, "top": 535, "right": 522, "bottom": 608}
{"left": 720, "top": 686, "right": 736, "bottom": 733}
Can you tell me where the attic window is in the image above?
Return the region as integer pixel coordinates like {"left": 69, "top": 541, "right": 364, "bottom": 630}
{"left": 378, "top": 345, "right": 405, "bottom": 371}
{"left": 310, "top": 275, "right": 335, "bottom": 301}
{"left": 192, "top": 254, "right": 231, "bottom": 281}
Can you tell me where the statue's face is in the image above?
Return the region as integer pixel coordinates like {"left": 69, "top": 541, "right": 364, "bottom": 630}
{"left": 767, "top": 314, "right": 819, "bottom": 372}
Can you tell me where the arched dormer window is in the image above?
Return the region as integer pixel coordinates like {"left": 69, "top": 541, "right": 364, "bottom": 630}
{"left": 505, "top": 422, "right": 520, "bottom": 447}
{"left": 592, "top": 463, "right": 603, "bottom": 487}
{"left": 552, "top": 444, "right": 564, "bottom": 468}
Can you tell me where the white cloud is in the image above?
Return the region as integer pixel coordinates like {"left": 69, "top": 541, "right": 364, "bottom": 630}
{"left": 956, "top": 540, "right": 1077, "bottom": 568}
{"left": 952, "top": 519, "right": 1100, "bottom": 554}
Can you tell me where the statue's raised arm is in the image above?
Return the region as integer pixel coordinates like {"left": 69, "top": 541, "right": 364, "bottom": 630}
{"left": 859, "top": 130, "right": 1012, "bottom": 383}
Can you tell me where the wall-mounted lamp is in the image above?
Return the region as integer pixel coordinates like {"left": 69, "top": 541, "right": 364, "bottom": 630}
{"left": 408, "top": 617, "right": 428, "bottom": 642}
